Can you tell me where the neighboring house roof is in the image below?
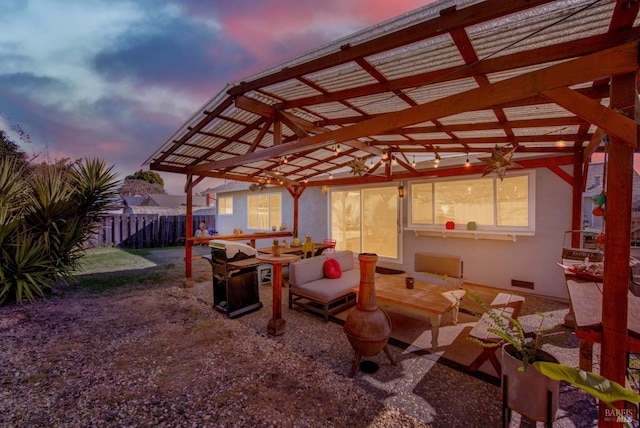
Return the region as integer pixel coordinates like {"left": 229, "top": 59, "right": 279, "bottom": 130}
{"left": 121, "top": 194, "right": 212, "bottom": 214}
{"left": 122, "top": 195, "right": 145, "bottom": 206}
{"left": 122, "top": 206, "right": 216, "bottom": 215}
{"left": 124, "top": 206, "right": 187, "bottom": 215}
{"left": 143, "top": 193, "right": 207, "bottom": 207}
{"left": 205, "top": 181, "right": 255, "bottom": 194}
{"left": 585, "top": 162, "right": 640, "bottom": 209}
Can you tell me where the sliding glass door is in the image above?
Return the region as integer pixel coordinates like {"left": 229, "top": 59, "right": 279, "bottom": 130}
{"left": 330, "top": 185, "right": 399, "bottom": 260}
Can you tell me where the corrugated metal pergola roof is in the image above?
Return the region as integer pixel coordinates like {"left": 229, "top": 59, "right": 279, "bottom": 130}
{"left": 145, "top": 0, "right": 640, "bottom": 187}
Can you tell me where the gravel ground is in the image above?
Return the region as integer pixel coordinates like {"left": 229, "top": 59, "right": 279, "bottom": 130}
{"left": 0, "top": 248, "right": 607, "bottom": 427}
{"left": 0, "top": 283, "right": 427, "bottom": 427}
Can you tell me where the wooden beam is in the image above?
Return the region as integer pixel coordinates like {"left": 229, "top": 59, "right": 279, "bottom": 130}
{"left": 601, "top": 71, "right": 636, "bottom": 421}
{"left": 235, "top": 95, "right": 276, "bottom": 119}
{"left": 277, "top": 111, "right": 308, "bottom": 138}
{"left": 570, "top": 150, "right": 584, "bottom": 235}
{"left": 248, "top": 119, "right": 273, "bottom": 153}
{"left": 281, "top": 28, "right": 638, "bottom": 110}
{"left": 227, "top": 0, "right": 555, "bottom": 96}
{"left": 541, "top": 87, "right": 637, "bottom": 146}
{"left": 184, "top": 175, "right": 194, "bottom": 284}
{"left": 152, "top": 96, "right": 234, "bottom": 165}
{"left": 189, "top": 41, "right": 640, "bottom": 173}
{"left": 547, "top": 165, "right": 573, "bottom": 186}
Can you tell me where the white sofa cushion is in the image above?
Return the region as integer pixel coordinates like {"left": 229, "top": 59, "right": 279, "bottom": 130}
{"left": 331, "top": 250, "right": 354, "bottom": 271}
{"left": 289, "top": 255, "right": 329, "bottom": 286}
{"left": 289, "top": 250, "right": 355, "bottom": 287}
{"left": 293, "top": 269, "right": 360, "bottom": 301}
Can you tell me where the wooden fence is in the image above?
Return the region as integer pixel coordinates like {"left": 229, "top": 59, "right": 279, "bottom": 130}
{"left": 86, "top": 214, "right": 215, "bottom": 249}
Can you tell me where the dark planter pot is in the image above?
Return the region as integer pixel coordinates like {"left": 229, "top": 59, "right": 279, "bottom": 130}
{"left": 502, "top": 344, "right": 560, "bottom": 426}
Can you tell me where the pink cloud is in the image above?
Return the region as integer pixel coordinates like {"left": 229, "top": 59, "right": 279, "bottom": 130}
{"left": 208, "top": 0, "right": 435, "bottom": 76}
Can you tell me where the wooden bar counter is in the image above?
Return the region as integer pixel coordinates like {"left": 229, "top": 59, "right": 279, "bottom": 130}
{"left": 565, "top": 276, "right": 640, "bottom": 371}
{"left": 185, "top": 231, "right": 293, "bottom": 247}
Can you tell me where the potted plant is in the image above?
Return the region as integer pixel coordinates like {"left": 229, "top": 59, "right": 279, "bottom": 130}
{"left": 272, "top": 239, "right": 281, "bottom": 257}
{"left": 467, "top": 292, "right": 561, "bottom": 425}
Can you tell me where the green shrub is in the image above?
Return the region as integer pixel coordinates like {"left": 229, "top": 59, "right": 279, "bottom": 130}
{"left": 0, "top": 157, "right": 119, "bottom": 304}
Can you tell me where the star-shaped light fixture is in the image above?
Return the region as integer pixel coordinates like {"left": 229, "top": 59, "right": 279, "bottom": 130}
{"left": 348, "top": 157, "right": 368, "bottom": 176}
{"left": 249, "top": 181, "right": 267, "bottom": 191}
{"left": 478, "top": 144, "right": 521, "bottom": 180}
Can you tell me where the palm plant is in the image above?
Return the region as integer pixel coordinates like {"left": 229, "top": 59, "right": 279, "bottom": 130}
{"left": 0, "top": 157, "right": 119, "bottom": 304}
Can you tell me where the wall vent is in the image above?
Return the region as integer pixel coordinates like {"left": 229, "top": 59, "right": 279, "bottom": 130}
{"left": 511, "top": 279, "right": 534, "bottom": 289}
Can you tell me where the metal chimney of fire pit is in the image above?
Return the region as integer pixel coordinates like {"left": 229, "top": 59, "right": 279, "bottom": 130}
{"left": 343, "top": 253, "right": 396, "bottom": 377}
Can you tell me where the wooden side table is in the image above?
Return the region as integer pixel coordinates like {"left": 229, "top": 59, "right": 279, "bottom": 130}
{"left": 256, "top": 253, "right": 300, "bottom": 335}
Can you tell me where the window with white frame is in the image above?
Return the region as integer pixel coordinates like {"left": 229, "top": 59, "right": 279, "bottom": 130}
{"left": 218, "top": 196, "right": 233, "bottom": 215}
{"left": 247, "top": 193, "right": 281, "bottom": 230}
{"left": 408, "top": 172, "right": 534, "bottom": 232}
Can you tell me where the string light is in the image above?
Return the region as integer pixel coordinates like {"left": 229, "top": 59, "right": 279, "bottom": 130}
{"left": 329, "top": 172, "right": 333, "bottom": 179}
{"left": 334, "top": 144, "right": 341, "bottom": 155}
{"left": 465, "top": 153, "right": 470, "bottom": 167}
{"left": 412, "top": 156, "right": 416, "bottom": 167}
{"left": 434, "top": 149, "right": 441, "bottom": 166}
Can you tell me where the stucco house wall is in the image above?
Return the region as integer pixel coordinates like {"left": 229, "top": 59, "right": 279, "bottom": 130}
{"left": 397, "top": 167, "right": 573, "bottom": 300}
{"left": 215, "top": 186, "right": 328, "bottom": 247}
{"left": 215, "top": 166, "right": 574, "bottom": 300}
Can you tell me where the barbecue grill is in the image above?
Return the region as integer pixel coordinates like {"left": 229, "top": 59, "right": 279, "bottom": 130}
{"left": 204, "top": 240, "right": 263, "bottom": 318}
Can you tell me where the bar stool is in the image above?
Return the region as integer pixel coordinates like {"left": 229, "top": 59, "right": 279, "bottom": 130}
{"left": 323, "top": 239, "right": 336, "bottom": 253}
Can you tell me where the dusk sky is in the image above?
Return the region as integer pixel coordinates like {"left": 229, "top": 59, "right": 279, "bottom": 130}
{"left": 0, "top": 0, "right": 433, "bottom": 194}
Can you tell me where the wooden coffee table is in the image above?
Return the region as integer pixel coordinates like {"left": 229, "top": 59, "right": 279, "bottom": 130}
{"left": 352, "top": 275, "right": 466, "bottom": 349}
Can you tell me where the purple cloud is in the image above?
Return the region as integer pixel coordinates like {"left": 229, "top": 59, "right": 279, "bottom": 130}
{"left": 92, "top": 15, "right": 251, "bottom": 97}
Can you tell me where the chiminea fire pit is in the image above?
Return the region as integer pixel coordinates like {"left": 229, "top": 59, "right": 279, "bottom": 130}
{"left": 343, "top": 253, "right": 396, "bottom": 377}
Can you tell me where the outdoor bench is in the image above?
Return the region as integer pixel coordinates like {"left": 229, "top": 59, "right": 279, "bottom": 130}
{"left": 412, "top": 252, "right": 464, "bottom": 287}
{"left": 467, "top": 293, "right": 525, "bottom": 375}
{"left": 288, "top": 250, "right": 358, "bottom": 321}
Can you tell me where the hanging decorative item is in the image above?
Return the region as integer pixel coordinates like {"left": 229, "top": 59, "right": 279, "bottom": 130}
{"left": 594, "top": 139, "right": 608, "bottom": 249}
{"left": 478, "top": 144, "right": 521, "bottom": 180}
{"left": 249, "top": 181, "right": 267, "bottom": 191}
{"left": 591, "top": 192, "right": 606, "bottom": 217}
{"left": 348, "top": 157, "right": 368, "bottom": 176}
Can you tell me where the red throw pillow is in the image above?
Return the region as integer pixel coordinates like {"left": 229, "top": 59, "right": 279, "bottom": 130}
{"left": 323, "top": 258, "right": 342, "bottom": 279}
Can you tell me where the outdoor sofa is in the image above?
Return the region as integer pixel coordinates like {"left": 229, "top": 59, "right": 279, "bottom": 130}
{"left": 288, "top": 250, "right": 359, "bottom": 321}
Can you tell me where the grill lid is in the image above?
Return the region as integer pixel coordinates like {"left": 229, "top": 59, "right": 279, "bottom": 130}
{"left": 209, "top": 239, "right": 257, "bottom": 259}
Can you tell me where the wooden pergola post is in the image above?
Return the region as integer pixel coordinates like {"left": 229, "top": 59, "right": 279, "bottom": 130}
{"left": 571, "top": 149, "right": 584, "bottom": 248}
{"left": 185, "top": 174, "right": 195, "bottom": 286}
{"left": 601, "top": 72, "right": 636, "bottom": 425}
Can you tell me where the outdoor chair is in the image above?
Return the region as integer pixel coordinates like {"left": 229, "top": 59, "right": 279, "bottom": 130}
{"left": 323, "top": 239, "right": 336, "bottom": 253}
{"left": 257, "top": 264, "right": 272, "bottom": 287}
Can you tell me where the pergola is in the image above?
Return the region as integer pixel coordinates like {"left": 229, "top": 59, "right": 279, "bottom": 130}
{"left": 145, "top": 0, "right": 640, "bottom": 420}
